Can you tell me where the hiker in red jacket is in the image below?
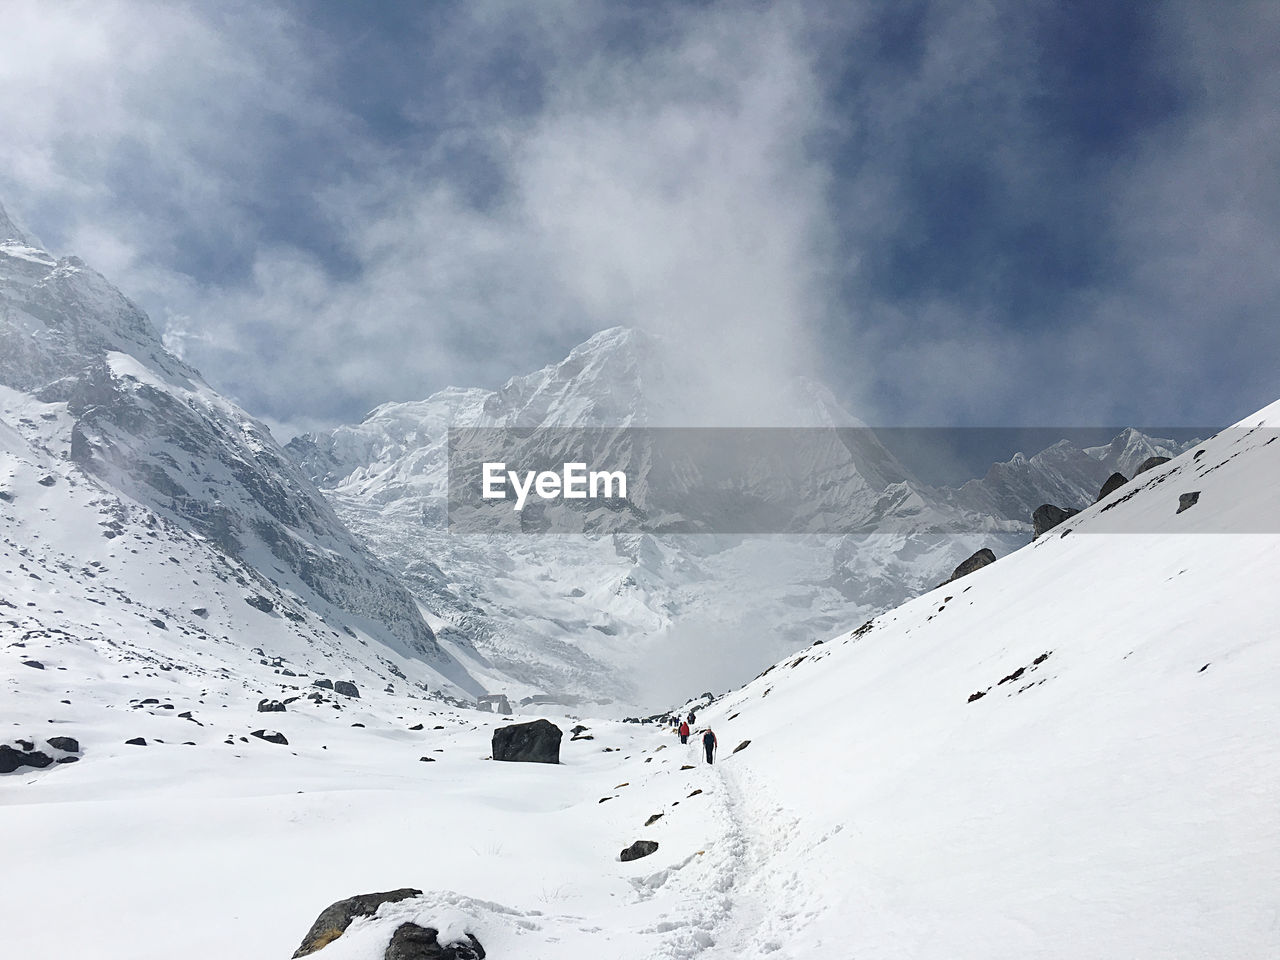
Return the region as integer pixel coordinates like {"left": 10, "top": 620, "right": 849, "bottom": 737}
{"left": 678, "top": 720, "right": 690, "bottom": 744}
{"left": 702, "top": 728, "right": 717, "bottom": 764}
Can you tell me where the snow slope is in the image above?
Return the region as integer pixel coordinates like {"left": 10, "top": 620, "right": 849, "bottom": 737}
{"left": 5, "top": 397, "right": 1275, "bottom": 958}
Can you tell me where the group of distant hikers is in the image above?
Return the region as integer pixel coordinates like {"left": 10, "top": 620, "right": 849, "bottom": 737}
{"left": 672, "top": 709, "right": 717, "bottom": 764}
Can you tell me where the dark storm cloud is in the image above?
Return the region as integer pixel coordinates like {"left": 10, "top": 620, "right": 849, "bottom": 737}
{"left": 0, "top": 0, "right": 1276, "bottom": 437}
{"left": 810, "top": 0, "right": 1279, "bottom": 426}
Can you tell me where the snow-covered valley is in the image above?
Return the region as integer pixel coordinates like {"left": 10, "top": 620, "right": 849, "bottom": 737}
{"left": 3, "top": 203, "right": 1278, "bottom": 958}
{"left": 5, "top": 379, "right": 1278, "bottom": 957}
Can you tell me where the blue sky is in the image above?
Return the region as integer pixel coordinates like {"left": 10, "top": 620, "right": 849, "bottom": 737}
{"left": 1, "top": 0, "right": 1276, "bottom": 437}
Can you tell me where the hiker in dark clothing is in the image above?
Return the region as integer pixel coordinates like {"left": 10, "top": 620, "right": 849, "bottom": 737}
{"left": 702, "top": 728, "right": 717, "bottom": 764}
{"left": 678, "top": 720, "right": 690, "bottom": 744}
{"left": 687, "top": 710, "right": 696, "bottom": 725}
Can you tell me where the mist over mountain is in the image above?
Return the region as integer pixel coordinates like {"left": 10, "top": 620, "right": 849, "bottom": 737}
{"left": 287, "top": 326, "right": 1191, "bottom": 709}
{"left": 3, "top": 197, "right": 1198, "bottom": 715}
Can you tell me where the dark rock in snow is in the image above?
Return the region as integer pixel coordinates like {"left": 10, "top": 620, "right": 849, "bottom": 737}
{"left": 1032, "top": 504, "right": 1078, "bottom": 538}
{"left": 17, "top": 749, "right": 53, "bottom": 768}
{"left": 257, "top": 699, "right": 287, "bottom": 712}
{"left": 620, "top": 840, "right": 659, "bottom": 862}
{"left": 384, "top": 922, "right": 486, "bottom": 960}
{"left": 46, "top": 736, "right": 80, "bottom": 753}
{"left": 1178, "top": 491, "right": 1201, "bottom": 514}
{"left": 22, "top": 659, "right": 45, "bottom": 669}
{"left": 333, "top": 680, "right": 360, "bottom": 699}
{"left": 409, "top": 723, "right": 424, "bottom": 731}
{"left": 733, "top": 740, "right": 751, "bottom": 754}
{"left": 56, "top": 755, "right": 80, "bottom": 764}
{"left": 292, "top": 888, "right": 423, "bottom": 957}
{"left": 313, "top": 678, "right": 334, "bottom": 690}
{"left": 491, "top": 718, "right": 562, "bottom": 764}
{"left": 946, "top": 548, "right": 995, "bottom": 583}
{"left": 1, "top": 745, "right": 29, "bottom": 773}
{"left": 1097, "top": 472, "right": 1128, "bottom": 502}
{"left": 570, "top": 724, "right": 589, "bottom": 735}
{"left": 251, "top": 729, "right": 288, "bottom": 745}
{"left": 245, "top": 594, "right": 275, "bottom": 613}
{"left": 645, "top": 813, "right": 664, "bottom": 826}
{"left": 1134, "top": 455, "right": 1171, "bottom": 476}
{"left": 125, "top": 737, "right": 147, "bottom": 746}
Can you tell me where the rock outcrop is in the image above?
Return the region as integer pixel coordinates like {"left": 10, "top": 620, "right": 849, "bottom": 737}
{"left": 1134, "top": 455, "right": 1171, "bottom": 476}
{"left": 1032, "top": 503, "right": 1079, "bottom": 538}
{"left": 1097, "top": 472, "right": 1128, "bottom": 502}
{"left": 946, "top": 548, "right": 996, "bottom": 582}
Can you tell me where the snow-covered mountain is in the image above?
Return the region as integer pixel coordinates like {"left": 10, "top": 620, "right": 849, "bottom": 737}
{"left": 0, "top": 202, "right": 483, "bottom": 702}
{"left": 5, "top": 387, "right": 1275, "bottom": 959}
{"left": 288, "top": 328, "right": 1188, "bottom": 710}
{"left": 948, "top": 427, "right": 1194, "bottom": 523}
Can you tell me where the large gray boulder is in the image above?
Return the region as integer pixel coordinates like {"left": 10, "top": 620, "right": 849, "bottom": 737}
{"left": 1032, "top": 503, "right": 1079, "bottom": 538}
{"left": 620, "top": 839, "right": 659, "bottom": 862}
{"left": 293, "top": 888, "right": 422, "bottom": 957}
{"left": 492, "top": 718, "right": 562, "bottom": 764}
{"left": 945, "top": 547, "right": 996, "bottom": 583}
{"left": 1097, "top": 472, "right": 1128, "bottom": 502}
{"left": 1134, "top": 455, "right": 1171, "bottom": 477}
{"left": 384, "top": 923, "right": 486, "bottom": 959}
